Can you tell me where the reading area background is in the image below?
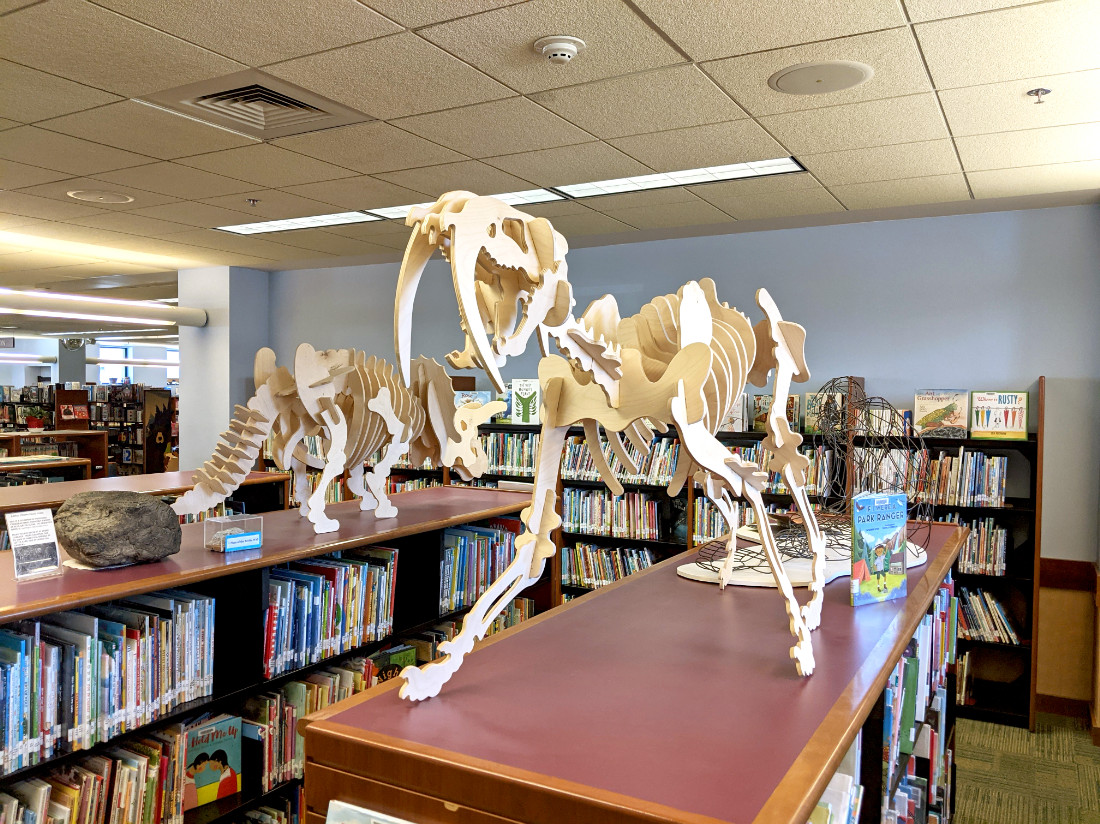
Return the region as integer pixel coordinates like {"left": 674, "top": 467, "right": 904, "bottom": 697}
{"left": 254, "top": 203, "right": 1098, "bottom": 706}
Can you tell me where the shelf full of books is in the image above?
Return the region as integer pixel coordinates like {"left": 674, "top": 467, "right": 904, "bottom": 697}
{"left": 560, "top": 543, "right": 655, "bottom": 591}
{"left": 0, "top": 488, "right": 530, "bottom": 824}
{"left": 561, "top": 487, "right": 660, "bottom": 541}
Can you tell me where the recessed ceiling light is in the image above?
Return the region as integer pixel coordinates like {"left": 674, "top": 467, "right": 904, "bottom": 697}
{"left": 67, "top": 190, "right": 135, "bottom": 204}
{"left": 216, "top": 211, "right": 381, "bottom": 234}
{"left": 768, "top": 61, "right": 874, "bottom": 95}
{"left": 366, "top": 202, "right": 438, "bottom": 221}
{"left": 553, "top": 158, "right": 804, "bottom": 198}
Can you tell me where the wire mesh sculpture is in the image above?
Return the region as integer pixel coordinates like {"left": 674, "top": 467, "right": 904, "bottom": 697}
{"left": 693, "top": 377, "right": 932, "bottom": 582}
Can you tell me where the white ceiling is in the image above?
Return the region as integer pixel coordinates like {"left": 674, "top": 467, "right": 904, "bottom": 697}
{"left": 0, "top": 0, "right": 1097, "bottom": 319}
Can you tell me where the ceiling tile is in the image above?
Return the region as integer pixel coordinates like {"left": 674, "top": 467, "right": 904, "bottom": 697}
{"left": 272, "top": 122, "right": 466, "bottom": 174}
{"left": 0, "top": 190, "right": 107, "bottom": 220}
{"left": 93, "top": 0, "right": 401, "bottom": 66}
{"left": 1, "top": 0, "right": 246, "bottom": 97}
{"left": 939, "top": 70, "right": 1100, "bottom": 137}
{"left": 967, "top": 160, "right": 1100, "bottom": 198}
{"left": 0, "top": 215, "right": 51, "bottom": 231}
{"left": 0, "top": 251, "right": 105, "bottom": 271}
{"left": 0, "top": 160, "right": 69, "bottom": 190}
{"left": 483, "top": 141, "right": 650, "bottom": 187}
{"left": 531, "top": 65, "right": 747, "bottom": 139}
{"left": 199, "top": 189, "right": 346, "bottom": 220}
{"left": 704, "top": 28, "right": 933, "bottom": 118}
{"left": 392, "top": 98, "right": 592, "bottom": 158}
{"left": 905, "top": 0, "right": 1048, "bottom": 23}
{"left": 693, "top": 176, "right": 843, "bottom": 219}
{"left": 11, "top": 176, "right": 181, "bottom": 210}
{"left": 361, "top": 0, "right": 526, "bottom": 27}
{"left": 0, "top": 0, "right": 43, "bottom": 12}
{"left": 0, "top": 119, "right": 19, "bottom": 131}
{"left": 629, "top": 0, "right": 905, "bottom": 61}
{"left": 597, "top": 199, "right": 734, "bottom": 230}
{"left": 608, "top": 120, "right": 786, "bottom": 172}
{"left": 540, "top": 211, "right": 635, "bottom": 236}
{"left": 68, "top": 212, "right": 195, "bottom": 238}
{"left": 125, "top": 201, "right": 262, "bottom": 227}
{"left": 37, "top": 100, "right": 258, "bottom": 160}
{"left": 915, "top": 0, "right": 1100, "bottom": 90}
{"left": 829, "top": 173, "right": 971, "bottom": 210}
{"left": 264, "top": 32, "right": 511, "bottom": 120}
{"left": 955, "top": 122, "right": 1100, "bottom": 171}
{"left": 29, "top": 262, "right": 174, "bottom": 279}
{"left": 419, "top": 0, "right": 685, "bottom": 94}
{"left": 321, "top": 221, "right": 413, "bottom": 248}
{"left": 0, "top": 126, "right": 153, "bottom": 175}
{"left": 566, "top": 187, "right": 701, "bottom": 212}
{"left": 0, "top": 61, "right": 123, "bottom": 124}
{"left": 177, "top": 144, "right": 358, "bottom": 189}
{"left": 95, "top": 162, "right": 259, "bottom": 199}
{"left": 282, "top": 176, "right": 429, "bottom": 210}
{"left": 375, "top": 161, "right": 535, "bottom": 198}
{"left": 799, "top": 139, "right": 961, "bottom": 186}
{"left": 255, "top": 228, "right": 397, "bottom": 256}
{"left": 760, "top": 93, "right": 949, "bottom": 155}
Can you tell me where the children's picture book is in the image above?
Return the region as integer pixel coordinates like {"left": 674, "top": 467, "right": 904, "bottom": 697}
{"left": 509, "top": 379, "right": 540, "bottom": 425}
{"left": 803, "top": 392, "right": 843, "bottom": 434}
{"left": 182, "top": 714, "right": 242, "bottom": 811}
{"left": 970, "top": 391, "right": 1028, "bottom": 440}
{"left": 913, "top": 391, "right": 969, "bottom": 438}
{"left": 753, "top": 394, "right": 799, "bottom": 432}
{"left": 850, "top": 492, "right": 908, "bottom": 606}
{"left": 718, "top": 393, "right": 749, "bottom": 432}
{"left": 453, "top": 390, "right": 492, "bottom": 409}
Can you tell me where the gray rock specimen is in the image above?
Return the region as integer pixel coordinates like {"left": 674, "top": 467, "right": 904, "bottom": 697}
{"left": 55, "top": 491, "right": 182, "bottom": 567}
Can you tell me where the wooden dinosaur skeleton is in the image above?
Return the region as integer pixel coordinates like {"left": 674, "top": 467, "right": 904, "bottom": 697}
{"left": 394, "top": 192, "right": 827, "bottom": 700}
{"left": 172, "top": 345, "right": 503, "bottom": 533}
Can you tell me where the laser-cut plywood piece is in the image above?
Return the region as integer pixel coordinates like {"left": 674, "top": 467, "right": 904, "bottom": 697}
{"left": 393, "top": 192, "right": 826, "bottom": 700}
{"left": 173, "top": 346, "right": 501, "bottom": 535}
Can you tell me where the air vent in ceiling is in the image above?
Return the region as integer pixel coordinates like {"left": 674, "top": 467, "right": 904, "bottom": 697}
{"left": 137, "top": 69, "right": 374, "bottom": 139}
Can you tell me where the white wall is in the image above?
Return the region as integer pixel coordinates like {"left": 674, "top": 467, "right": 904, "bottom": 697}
{"left": 269, "top": 204, "right": 1100, "bottom": 562}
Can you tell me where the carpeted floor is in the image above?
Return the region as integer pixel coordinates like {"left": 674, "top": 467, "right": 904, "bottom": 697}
{"left": 954, "top": 712, "right": 1100, "bottom": 824}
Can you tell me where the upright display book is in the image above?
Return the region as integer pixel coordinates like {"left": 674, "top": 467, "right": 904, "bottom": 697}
{"left": 453, "top": 390, "right": 492, "bottom": 409}
{"left": 182, "top": 714, "right": 242, "bottom": 811}
{"left": 969, "top": 391, "right": 1028, "bottom": 440}
{"left": 803, "top": 392, "right": 843, "bottom": 434}
{"left": 718, "top": 393, "right": 749, "bottom": 432}
{"left": 850, "top": 492, "right": 908, "bottom": 606}
{"left": 752, "top": 394, "right": 798, "bottom": 432}
{"left": 509, "top": 379, "right": 540, "bottom": 425}
{"left": 913, "top": 390, "right": 968, "bottom": 438}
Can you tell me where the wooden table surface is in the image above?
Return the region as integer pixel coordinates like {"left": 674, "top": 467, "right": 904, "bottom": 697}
{"left": 304, "top": 521, "right": 963, "bottom": 824}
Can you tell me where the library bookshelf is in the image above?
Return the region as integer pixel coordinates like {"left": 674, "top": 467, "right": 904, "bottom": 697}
{"left": 0, "top": 486, "right": 528, "bottom": 824}
{"left": 0, "top": 430, "right": 108, "bottom": 479}
{"left": 301, "top": 521, "right": 965, "bottom": 824}
{"left": 0, "top": 457, "right": 90, "bottom": 481}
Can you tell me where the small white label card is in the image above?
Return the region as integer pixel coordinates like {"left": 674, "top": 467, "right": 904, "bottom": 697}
{"left": 5, "top": 508, "right": 62, "bottom": 579}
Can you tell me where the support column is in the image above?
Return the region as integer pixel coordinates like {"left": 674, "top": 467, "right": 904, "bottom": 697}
{"left": 56, "top": 341, "right": 87, "bottom": 385}
{"left": 178, "top": 266, "right": 269, "bottom": 471}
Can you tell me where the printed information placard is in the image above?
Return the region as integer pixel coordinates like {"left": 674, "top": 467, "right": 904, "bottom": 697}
{"left": 5, "top": 508, "right": 62, "bottom": 579}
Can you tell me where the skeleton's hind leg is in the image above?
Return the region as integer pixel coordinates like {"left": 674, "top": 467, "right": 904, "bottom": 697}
{"left": 305, "top": 402, "right": 347, "bottom": 533}
{"left": 788, "top": 478, "right": 826, "bottom": 631}
{"left": 347, "top": 387, "right": 407, "bottom": 518}
{"left": 399, "top": 422, "right": 568, "bottom": 701}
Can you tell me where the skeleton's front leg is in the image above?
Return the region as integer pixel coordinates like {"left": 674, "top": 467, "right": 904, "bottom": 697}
{"left": 399, "top": 422, "right": 568, "bottom": 701}
{"left": 290, "top": 454, "right": 312, "bottom": 518}
{"left": 352, "top": 387, "right": 408, "bottom": 518}
{"left": 306, "top": 401, "right": 347, "bottom": 533}
{"left": 345, "top": 463, "right": 376, "bottom": 511}
{"left": 787, "top": 473, "right": 826, "bottom": 631}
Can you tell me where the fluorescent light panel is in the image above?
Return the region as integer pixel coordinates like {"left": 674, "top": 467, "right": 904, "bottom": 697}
{"left": 554, "top": 157, "right": 804, "bottom": 198}
{"left": 367, "top": 190, "right": 561, "bottom": 221}
{"left": 216, "top": 211, "right": 380, "bottom": 235}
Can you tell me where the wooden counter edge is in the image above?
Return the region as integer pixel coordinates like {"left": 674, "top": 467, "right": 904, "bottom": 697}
{"left": 753, "top": 523, "right": 966, "bottom": 824}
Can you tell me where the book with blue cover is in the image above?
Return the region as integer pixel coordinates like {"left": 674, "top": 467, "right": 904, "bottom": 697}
{"left": 850, "top": 492, "right": 908, "bottom": 606}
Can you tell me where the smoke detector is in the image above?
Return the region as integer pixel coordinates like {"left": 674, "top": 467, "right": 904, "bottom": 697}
{"left": 768, "top": 61, "right": 874, "bottom": 95}
{"left": 534, "top": 36, "right": 586, "bottom": 64}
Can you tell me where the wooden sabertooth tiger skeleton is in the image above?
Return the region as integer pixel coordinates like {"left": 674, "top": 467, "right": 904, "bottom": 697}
{"left": 394, "top": 192, "right": 827, "bottom": 700}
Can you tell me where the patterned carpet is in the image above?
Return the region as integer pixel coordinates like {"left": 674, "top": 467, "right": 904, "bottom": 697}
{"left": 954, "top": 712, "right": 1100, "bottom": 824}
